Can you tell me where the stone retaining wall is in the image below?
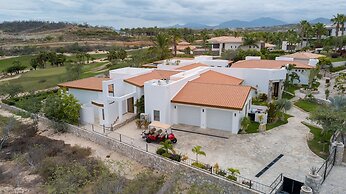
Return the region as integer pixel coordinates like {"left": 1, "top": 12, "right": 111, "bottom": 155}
{"left": 0, "top": 103, "right": 259, "bottom": 194}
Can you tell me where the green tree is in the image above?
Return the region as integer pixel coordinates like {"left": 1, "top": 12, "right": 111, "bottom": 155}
{"left": 331, "top": 14, "right": 345, "bottom": 37}
{"left": 286, "top": 29, "right": 299, "bottom": 52}
{"left": 169, "top": 29, "right": 181, "bottom": 56}
{"left": 242, "top": 34, "right": 259, "bottom": 48}
{"left": 159, "top": 140, "right": 175, "bottom": 155}
{"left": 151, "top": 32, "right": 171, "bottom": 60}
{"left": 43, "top": 89, "right": 81, "bottom": 125}
{"left": 240, "top": 116, "right": 251, "bottom": 131}
{"left": 30, "top": 58, "right": 38, "bottom": 70}
{"left": 192, "top": 145, "right": 206, "bottom": 163}
{"left": 65, "top": 63, "right": 82, "bottom": 81}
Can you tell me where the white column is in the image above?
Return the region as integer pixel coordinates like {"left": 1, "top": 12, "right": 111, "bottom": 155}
{"left": 118, "top": 100, "right": 123, "bottom": 122}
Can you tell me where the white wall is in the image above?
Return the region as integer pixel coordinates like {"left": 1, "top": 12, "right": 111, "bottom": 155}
{"left": 289, "top": 69, "right": 310, "bottom": 85}
{"left": 69, "top": 89, "right": 102, "bottom": 105}
{"left": 206, "top": 108, "right": 233, "bottom": 132}
{"left": 177, "top": 105, "right": 201, "bottom": 126}
{"left": 215, "top": 68, "right": 287, "bottom": 95}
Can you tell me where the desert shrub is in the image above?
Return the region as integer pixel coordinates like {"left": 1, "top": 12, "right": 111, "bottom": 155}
{"left": 92, "top": 172, "right": 127, "bottom": 194}
{"left": 45, "top": 163, "right": 90, "bottom": 193}
{"left": 62, "top": 145, "right": 92, "bottom": 161}
{"left": 122, "top": 171, "right": 165, "bottom": 194}
{"left": 187, "top": 183, "right": 224, "bottom": 194}
{"left": 227, "top": 175, "right": 237, "bottom": 181}
{"left": 156, "top": 147, "right": 166, "bottom": 155}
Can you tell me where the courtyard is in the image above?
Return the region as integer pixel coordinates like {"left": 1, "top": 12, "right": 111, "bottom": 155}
{"left": 90, "top": 106, "right": 324, "bottom": 186}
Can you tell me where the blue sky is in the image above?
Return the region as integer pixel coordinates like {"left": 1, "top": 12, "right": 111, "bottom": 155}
{"left": 0, "top": 0, "right": 345, "bottom": 28}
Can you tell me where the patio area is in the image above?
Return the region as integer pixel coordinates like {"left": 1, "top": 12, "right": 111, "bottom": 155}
{"left": 81, "top": 106, "right": 325, "bottom": 186}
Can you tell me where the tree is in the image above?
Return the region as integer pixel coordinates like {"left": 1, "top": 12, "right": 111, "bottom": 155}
{"left": 159, "top": 140, "right": 175, "bottom": 155}
{"left": 30, "top": 58, "right": 38, "bottom": 70}
{"left": 286, "top": 29, "right": 299, "bottom": 52}
{"left": 76, "top": 52, "right": 86, "bottom": 64}
{"left": 242, "top": 34, "right": 259, "bottom": 48}
{"left": 117, "top": 48, "right": 127, "bottom": 60}
{"left": 43, "top": 89, "right": 81, "bottom": 125}
{"left": 310, "top": 96, "right": 346, "bottom": 133}
{"left": 331, "top": 14, "right": 344, "bottom": 37}
{"left": 65, "top": 63, "right": 82, "bottom": 81}
{"left": 169, "top": 29, "right": 181, "bottom": 56}
{"left": 6, "top": 60, "right": 26, "bottom": 75}
{"left": 313, "top": 23, "right": 327, "bottom": 43}
{"left": 298, "top": 20, "right": 312, "bottom": 47}
{"left": 192, "top": 145, "right": 206, "bottom": 163}
{"left": 289, "top": 72, "right": 300, "bottom": 84}
{"left": 200, "top": 30, "right": 209, "bottom": 49}
{"left": 151, "top": 32, "right": 171, "bottom": 60}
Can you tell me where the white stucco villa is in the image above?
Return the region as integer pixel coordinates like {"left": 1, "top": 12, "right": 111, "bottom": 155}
{"left": 231, "top": 56, "right": 315, "bottom": 85}
{"left": 58, "top": 56, "right": 289, "bottom": 134}
{"left": 208, "top": 36, "right": 264, "bottom": 56}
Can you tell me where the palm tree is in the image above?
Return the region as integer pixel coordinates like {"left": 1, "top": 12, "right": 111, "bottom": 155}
{"left": 242, "top": 34, "right": 258, "bottom": 48}
{"left": 160, "top": 140, "right": 175, "bottom": 154}
{"left": 200, "top": 30, "right": 209, "bottom": 49}
{"left": 152, "top": 32, "right": 171, "bottom": 60}
{"left": 169, "top": 29, "right": 181, "bottom": 56}
{"left": 313, "top": 23, "right": 327, "bottom": 42}
{"left": 331, "top": 14, "right": 344, "bottom": 37}
{"left": 329, "top": 96, "right": 346, "bottom": 111}
{"left": 340, "top": 14, "right": 346, "bottom": 36}
{"left": 286, "top": 29, "right": 299, "bottom": 52}
{"left": 298, "top": 20, "right": 311, "bottom": 47}
{"left": 192, "top": 145, "right": 206, "bottom": 163}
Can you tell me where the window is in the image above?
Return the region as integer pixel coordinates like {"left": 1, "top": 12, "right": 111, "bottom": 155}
{"left": 153, "top": 110, "right": 160, "bottom": 121}
{"left": 213, "top": 44, "right": 220, "bottom": 49}
{"left": 230, "top": 46, "right": 233, "bottom": 48}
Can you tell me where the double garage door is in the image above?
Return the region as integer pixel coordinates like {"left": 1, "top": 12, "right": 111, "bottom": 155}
{"left": 177, "top": 105, "right": 233, "bottom": 132}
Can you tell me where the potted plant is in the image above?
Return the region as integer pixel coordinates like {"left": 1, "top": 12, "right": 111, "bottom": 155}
{"left": 227, "top": 168, "right": 240, "bottom": 181}
{"left": 305, "top": 166, "right": 322, "bottom": 193}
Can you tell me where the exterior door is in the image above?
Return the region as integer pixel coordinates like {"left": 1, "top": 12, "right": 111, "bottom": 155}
{"left": 127, "top": 97, "right": 134, "bottom": 113}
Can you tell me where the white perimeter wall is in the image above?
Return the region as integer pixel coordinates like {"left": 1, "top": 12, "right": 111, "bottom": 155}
{"left": 69, "top": 89, "right": 102, "bottom": 105}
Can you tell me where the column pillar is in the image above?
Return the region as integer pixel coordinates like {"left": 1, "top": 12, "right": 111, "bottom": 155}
{"left": 333, "top": 141, "right": 344, "bottom": 166}
{"left": 200, "top": 108, "right": 206, "bottom": 129}
{"left": 305, "top": 171, "right": 322, "bottom": 194}
{"left": 118, "top": 100, "right": 123, "bottom": 122}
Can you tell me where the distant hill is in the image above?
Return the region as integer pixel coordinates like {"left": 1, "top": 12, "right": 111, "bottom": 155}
{"left": 309, "top": 18, "right": 331, "bottom": 25}
{"left": 170, "top": 17, "right": 333, "bottom": 29}
{"left": 217, "top": 17, "right": 287, "bottom": 28}
{"left": 171, "top": 23, "right": 211, "bottom": 29}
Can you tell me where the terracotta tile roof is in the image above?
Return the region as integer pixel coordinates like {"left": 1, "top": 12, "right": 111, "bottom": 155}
{"left": 124, "top": 70, "right": 180, "bottom": 87}
{"left": 58, "top": 77, "right": 111, "bottom": 92}
{"left": 208, "top": 36, "right": 243, "bottom": 43}
{"left": 176, "top": 63, "right": 208, "bottom": 71}
{"left": 231, "top": 60, "right": 314, "bottom": 69}
{"left": 282, "top": 52, "right": 325, "bottom": 59}
{"left": 172, "top": 82, "right": 251, "bottom": 110}
{"left": 178, "top": 41, "right": 191, "bottom": 45}
{"left": 192, "top": 70, "right": 243, "bottom": 85}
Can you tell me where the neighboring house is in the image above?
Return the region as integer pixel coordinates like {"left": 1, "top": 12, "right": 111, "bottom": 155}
{"left": 58, "top": 57, "right": 288, "bottom": 134}
{"left": 208, "top": 36, "right": 264, "bottom": 56}
{"left": 326, "top": 24, "right": 346, "bottom": 37}
{"left": 231, "top": 57, "right": 314, "bottom": 88}
{"left": 156, "top": 56, "right": 231, "bottom": 69}
{"left": 170, "top": 41, "right": 196, "bottom": 55}
{"left": 281, "top": 40, "right": 308, "bottom": 52}
{"left": 280, "top": 52, "right": 325, "bottom": 66}
{"left": 265, "top": 43, "right": 276, "bottom": 51}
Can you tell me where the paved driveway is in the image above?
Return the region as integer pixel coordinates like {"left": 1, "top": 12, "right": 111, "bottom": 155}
{"left": 109, "top": 107, "right": 324, "bottom": 186}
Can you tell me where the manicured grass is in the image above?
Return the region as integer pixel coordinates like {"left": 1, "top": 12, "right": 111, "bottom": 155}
{"left": 282, "top": 92, "right": 295, "bottom": 100}
{"left": 330, "top": 57, "right": 346, "bottom": 62}
{"left": 330, "top": 65, "right": 346, "bottom": 73}
{"left": 244, "top": 113, "right": 292, "bottom": 133}
{"left": 285, "top": 84, "right": 300, "bottom": 94}
{"left": 0, "top": 55, "right": 34, "bottom": 72}
{"left": 1, "top": 62, "right": 107, "bottom": 92}
{"left": 303, "top": 122, "right": 333, "bottom": 159}
{"left": 267, "top": 113, "right": 293, "bottom": 130}
{"left": 245, "top": 121, "right": 260, "bottom": 133}
{"left": 294, "top": 99, "right": 322, "bottom": 112}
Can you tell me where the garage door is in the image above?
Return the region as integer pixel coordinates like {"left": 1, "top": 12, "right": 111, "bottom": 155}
{"left": 177, "top": 105, "right": 201, "bottom": 126}
{"left": 206, "top": 108, "right": 232, "bottom": 131}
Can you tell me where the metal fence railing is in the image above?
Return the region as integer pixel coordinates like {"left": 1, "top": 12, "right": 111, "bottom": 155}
{"left": 317, "top": 147, "right": 336, "bottom": 184}
{"left": 77, "top": 122, "right": 282, "bottom": 194}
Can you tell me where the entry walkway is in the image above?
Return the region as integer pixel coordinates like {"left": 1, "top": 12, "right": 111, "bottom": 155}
{"left": 320, "top": 165, "right": 346, "bottom": 194}
{"left": 172, "top": 124, "right": 231, "bottom": 139}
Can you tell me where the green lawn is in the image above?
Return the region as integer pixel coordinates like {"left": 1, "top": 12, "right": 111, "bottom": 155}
{"left": 1, "top": 62, "right": 107, "bottom": 92}
{"left": 282, "top": 92, "right": 295, "bottom": 100}
{"left": 330, "top": 65, "right": 346, "bottom": 73}
{"left": 330, "top": 57, "right": 346, "bottom": 62}
{"left": 0, "top": 53, "right": 107, "bottom": 72}
{"left": 303, "top": 122, "right": 333, "bottom": 159}
{"left": 267, "top": 113, "right": 293, "bottom": 130}
{"left": 0, "top": 55, "right": 35, "bottom": 72}
{"left": 294, "top": 99, "right": 322, "bottom": 112}
{"left": 244, "top": 113, "right": 292, "bottom": 133}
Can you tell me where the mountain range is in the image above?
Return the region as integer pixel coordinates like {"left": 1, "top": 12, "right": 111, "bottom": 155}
{"left": 171, "top": 17, "right": 331, "bottom": 29}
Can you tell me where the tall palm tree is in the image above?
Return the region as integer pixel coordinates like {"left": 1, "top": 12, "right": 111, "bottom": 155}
{"left": 298, "top": 20, "right": 312, "bottom": 47}
{"left": 152, "top": 32, "right": 171, "bottom": 60}
{"left": 200, "top": 30, "right": 209, "bottom": 49}
{"left": 169, "top": 29, "right": 181, "bottom": 56}
{"left": 340, "top": 14, "right": 346, "bottom": 36}
{"left": 331, "top": 14, "right": 344, "bottom": 37}
{"left": 313, "top": 23, "right": 328, "bottom": 42}
{"left": 192, "top": 145, "right": 206, "bottom": 163}
{"left": 286, "top": 29, "right": 299, "bottom": 52}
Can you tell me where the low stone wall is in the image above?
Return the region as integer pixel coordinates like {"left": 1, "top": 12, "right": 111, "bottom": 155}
{"left": 0, "top": 103, "right": 259, "bottom": 194}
